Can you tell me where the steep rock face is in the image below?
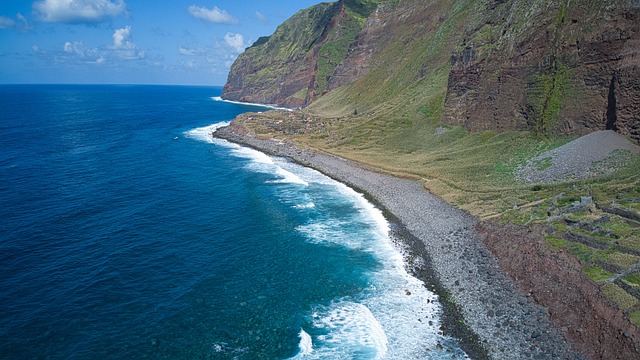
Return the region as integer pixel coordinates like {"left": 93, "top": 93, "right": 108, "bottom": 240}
{"left": 326, "top": 5, "right": 388, "bottom": 90}
{"left": 307, "top": 0, "right": 466, "bottom": 118}
{"left": 443, "top": 0, "right": 640, "bottom": 143}
{"left": 222, "top": 0, "right": 383, "bottom": 108}
{"left": 222, "top": 2, "right": 338, "bottom": 108}
{"left": 223, "top": 0, "right": 640, "bottom": 143}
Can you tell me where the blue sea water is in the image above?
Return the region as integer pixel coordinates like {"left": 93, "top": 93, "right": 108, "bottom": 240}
{"left": 0, "top": 85, "right": 465, "bottom": 359}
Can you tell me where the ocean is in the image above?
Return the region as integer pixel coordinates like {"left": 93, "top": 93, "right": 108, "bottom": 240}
{"left": 0, "top": 85, "right": 465, "bottom": 359}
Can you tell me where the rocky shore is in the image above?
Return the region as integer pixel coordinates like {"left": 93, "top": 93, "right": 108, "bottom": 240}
{"left": 214, "top": 125, "right": 581, "bottom": 359}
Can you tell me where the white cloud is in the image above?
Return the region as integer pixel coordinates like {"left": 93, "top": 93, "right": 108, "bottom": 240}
{"left": 60, "top": 40, "right": 103, "bottom": 63}
{"left": 33, "top": 0, "right": 127, "bottom": 24}
{"left": 175, "top": 37, "right": 244, "bottom": 72}
{"left": 254, "top": 11, "right": 268, "bottom": 24}
{"left": 0, "top": 16, "right": 16, "bottom": 29}
{"left": 1, "top": 13, "right": 30, "bottom": 31}
{"left": 112, "top": 26, "right": 132, "bottom": 49}
{"left": 32, "top": 44, "right": 46, "bottom": 55}
{"left": 188, "top": 5, "right": 238, "bottom": 25}
{"left": 179, "top": 47, "right": 194, "bottom": 56}
{"left": 224, "top": 33, "right": 246, "bottom": 53}
{"left": 31, "top": 24, "right": 147, "bottom": 69}
{"left": 110, "top": 26, "right": 144, "bottom": 60}
{"left": 178, "top": 46, "right": 204, "bottom": 56}
{"left": 64, "top": 41, "right": 85, "bottom": 55}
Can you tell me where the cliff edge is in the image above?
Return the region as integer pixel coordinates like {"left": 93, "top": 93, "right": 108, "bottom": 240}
{"left": 223, "top": 0, "right": 640, "bottom": 143}
{"left": 222, "top": 0, "right": 384, "bottom": 108}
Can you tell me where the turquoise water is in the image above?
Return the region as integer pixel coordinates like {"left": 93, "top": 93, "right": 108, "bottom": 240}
{"left": 0, "top": 85, "right": 465, "bottom": 359}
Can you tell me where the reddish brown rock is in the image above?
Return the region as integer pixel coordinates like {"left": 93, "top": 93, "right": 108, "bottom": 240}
{"left": 222, "top": 1, "right": 384, "bottom": 108}
{"left": 443, "top": 0, "right": 640, "bottom": 144}
{"left": 479, "top": 221, "right": 640, "bottom": 359}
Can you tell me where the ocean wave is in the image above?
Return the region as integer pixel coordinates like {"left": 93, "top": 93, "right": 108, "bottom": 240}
{"left": 188, "top": 127, "right": 309, "bottom": 186}
{"left": 228, "top": 145, "right": 274, "bottom": 165}
{"left": 289, "top": 329, "right": 313, "bottom": 358}
{"left": 211, "top": 96, "right": 294, "bottom": 111}
{"left": 241, "top": 156, "right": 308, "bottom": 186}
{"left": 295, "top": 221, "right": 361, "bottom": 249}
{"left": 290, "top": 302, "right": 388, "bottom": 359}
{"left": 183, "top": 122, "right": 230, "bottom": 144}
{"left": 266, "top": 167, "right": 309, "bottom": 186}
{"left": 279, "top": 163, "right": 468, "bottom": 358}
{"left": 192, "top": 123, "right": 468, "bottom": 358}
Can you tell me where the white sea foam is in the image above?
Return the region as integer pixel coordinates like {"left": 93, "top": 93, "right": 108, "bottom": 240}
{"left": 278, "top": 163, "right": 469, "bottom": 358}
{"left": 183, "top": 122, "right": 230, "bottom": 144}
{"left": 229, "top": 145, "right": 274, "bottom": 164}
{"left": 184, "top": 123, "right": 309, "bottom": 187}
{"left": 189, "top": 131, "right": 308, "bottom": 186}
{"left": 268, "top": 167, "right": 309, "bottom": 186}
{"left": 298, "top": 329, "right": 314, "bottom": 356}
{"left": 211, "top": 96, "right": 294, "bottom": 111}
{"left": 290, "top": 302, "right": 387, "bottom": 359}
{"left": 240, "top": 156, "right": 307, "bottom": 186}
{"left": 210, "top": 342, "right": 249, "bottom": 356}
{"left": 296, "top": 221, "right": 365, "bottom": 249}
{"left": 293, "top": 202, "right": 315, "bottom": 210}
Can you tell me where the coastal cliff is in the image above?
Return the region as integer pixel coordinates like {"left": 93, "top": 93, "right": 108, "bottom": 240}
{"left": 223, "top": 0, "right": 640, "bottom": 143}
{"left": 222, "top": 0, "right": 384, "bottom": 108}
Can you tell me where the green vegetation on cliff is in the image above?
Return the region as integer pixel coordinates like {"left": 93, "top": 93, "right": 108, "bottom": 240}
{"left": 222, "top": 2, "right": 337, "bottom": 106}
{"left": 222, "top": 0, "right": 386, "bottom": 107}
{"left": 343, "top": 0, "right": 382, "bottom": 18}
{"left": 528, "top": 62, "right": 575, "bottom": 137}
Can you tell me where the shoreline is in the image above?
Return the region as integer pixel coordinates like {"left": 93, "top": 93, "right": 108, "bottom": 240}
{"left": 214, "top": 125, "right": 578, "bottom": 359}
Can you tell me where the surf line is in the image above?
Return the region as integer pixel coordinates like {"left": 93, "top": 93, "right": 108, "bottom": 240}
{"left": 211, "top": 96, "right": 295, "bottom": 112}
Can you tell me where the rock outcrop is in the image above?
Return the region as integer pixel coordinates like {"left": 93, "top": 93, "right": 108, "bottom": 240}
{"left": 222, "top": 0, "right": 384, "bottom": 108}
{"left": 222, "top": 2, "right": 338, "bottom": 108}
{"left": 443, "top": 0, "right": 640, "bottom": 143}
{"left": 325, "top": 4, "right": 388, "bottom": 91}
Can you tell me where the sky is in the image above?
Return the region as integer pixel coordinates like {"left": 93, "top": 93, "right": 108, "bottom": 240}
{"left": 0, "top": 0, "right": 326, "bottom": 85}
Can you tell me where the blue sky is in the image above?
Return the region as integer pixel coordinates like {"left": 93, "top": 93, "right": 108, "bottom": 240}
{"left": 0, "top": 0, "right": 326, "bottom": 85}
